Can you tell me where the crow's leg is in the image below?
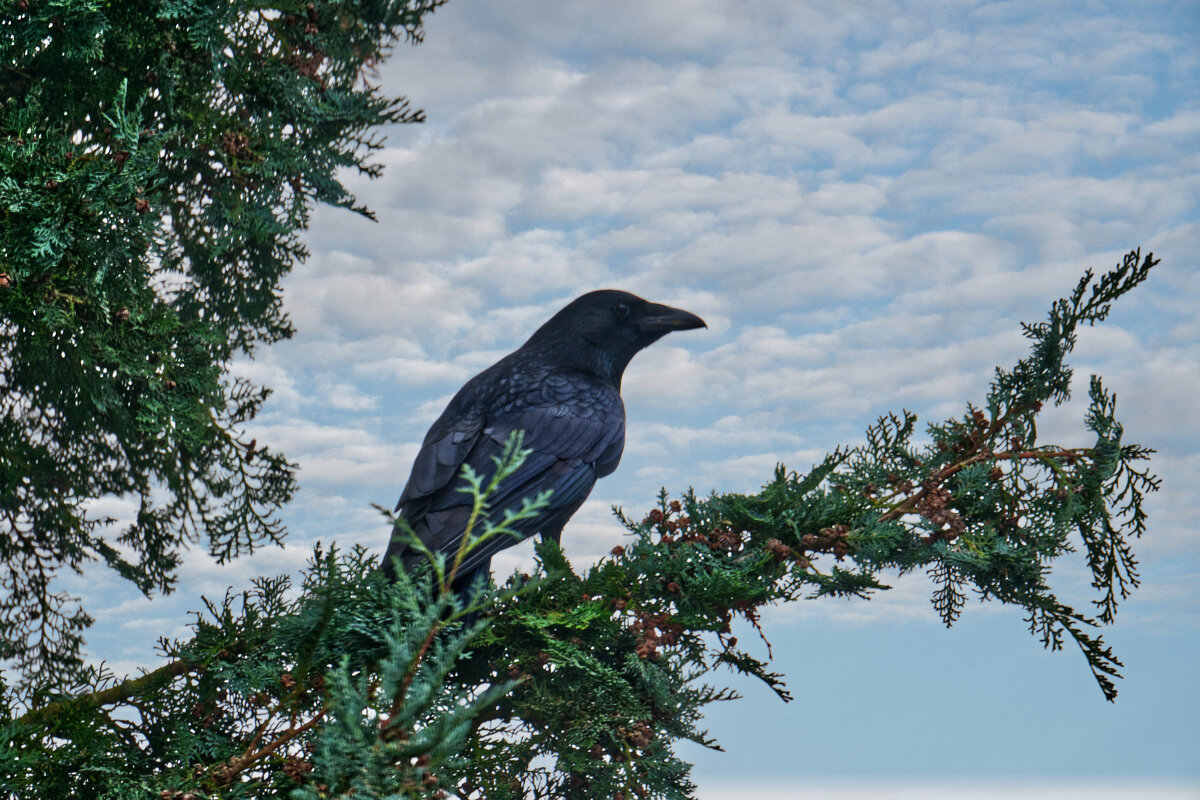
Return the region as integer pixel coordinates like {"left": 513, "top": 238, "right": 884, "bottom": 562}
{"left": 539, "top": 524, "right": 564, "bottom": 547}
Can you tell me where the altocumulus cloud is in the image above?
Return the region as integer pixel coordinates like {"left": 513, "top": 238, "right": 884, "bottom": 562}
{"left": 76, "top": 0, "right": 1200, "bottom": 790}
{"left": 205, "top": 0, "right": 1200, "bottom": 633}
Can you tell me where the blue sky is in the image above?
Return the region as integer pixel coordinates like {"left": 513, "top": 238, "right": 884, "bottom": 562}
{"left": 74, "top": 1, "right": 1199, "bottom": 796}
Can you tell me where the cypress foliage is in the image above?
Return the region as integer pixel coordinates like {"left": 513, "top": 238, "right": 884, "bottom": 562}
{"left": 0, "top": 0, "right": 445, "bottom": 694}
{"left": 1, "top": 251, "right": 1160, "bottom": 799}
{"left": 0, "top": 1, "right": 1165, "bottom": 795}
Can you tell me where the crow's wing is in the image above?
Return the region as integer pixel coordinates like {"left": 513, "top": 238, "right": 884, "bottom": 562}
{"left": 383, "top": 382, "right": 625, "bottom": 579}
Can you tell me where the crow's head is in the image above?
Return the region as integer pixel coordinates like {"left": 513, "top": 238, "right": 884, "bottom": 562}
{"left": 525, "top": 290, "right": 706, "bottom": 385}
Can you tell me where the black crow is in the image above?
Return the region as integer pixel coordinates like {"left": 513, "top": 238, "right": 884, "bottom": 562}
{"left": 381, "top": 290, "right": 706, "bottom": 595}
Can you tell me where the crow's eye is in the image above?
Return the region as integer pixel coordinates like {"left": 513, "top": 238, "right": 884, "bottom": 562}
{"left": 613, "top": 301, "right": 631, "bottom": 318}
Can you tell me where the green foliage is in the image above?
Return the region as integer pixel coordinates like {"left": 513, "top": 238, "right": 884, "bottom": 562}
{"left": 2, "top": 252, "right": 1160, "bottom": 798}
{"left": 0, "top": 0, "right": 445, "bottom": 694}
{"left": 708, "top": 249, "right": 1160, "bottom": 702}
{"left": 0, "top": 0, "right": 1162, "bottom": 794}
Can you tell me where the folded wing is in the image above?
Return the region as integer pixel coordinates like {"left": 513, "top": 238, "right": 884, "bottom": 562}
{"left": 382, "top": 395, "right": 625, "bottom": 583}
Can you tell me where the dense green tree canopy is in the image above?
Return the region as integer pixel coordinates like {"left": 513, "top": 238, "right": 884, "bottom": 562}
{"left": 1, "top": 0, "right": 445, "bottom": 692}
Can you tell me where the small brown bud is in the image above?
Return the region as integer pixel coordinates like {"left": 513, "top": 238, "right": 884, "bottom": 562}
{"left": 282, "top": 756, "right": 312, "bottom": 780}
{"left": 610, "top": 545, "right": 625, "bottom": 556}
{"left": 764, "top": 538, "right": 793, "bottom": 561}
{"left": 164, "top": 379, "right": 177, "bottom": 390}
{"left": 114, "top": 307, "right": 130, "bottom": 321}
{"left": 666, "top": 581, "right": 680, "bottom": 594}
{"left": 0, "top": 273, "right": 11, "bottom": 288}
{"left": 44, "top": 179, "right": 59, "bottom": 190}
{"left": 135, "top": 197, "right": 149, "bottom": 213}
{"left": 281, "top": 672, "right": 296, "bottom": 688}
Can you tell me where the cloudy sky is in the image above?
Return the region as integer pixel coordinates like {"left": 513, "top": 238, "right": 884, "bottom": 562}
{"left": 78, "top": 1, "right": 1199, "bottom": 796}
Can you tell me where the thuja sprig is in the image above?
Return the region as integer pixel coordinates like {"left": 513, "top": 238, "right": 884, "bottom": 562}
{"left": 698, "top": 248, "right": 1160, "bottom": 701}
{"left": 1, "top": 0, "right": 447, "bottom": 695}
{"left": 3, "top": 251, "right": 1160, "bottom": 799}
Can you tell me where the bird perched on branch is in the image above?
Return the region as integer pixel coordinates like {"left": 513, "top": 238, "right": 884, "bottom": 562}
{"left": 381, "top": 290, "right": 706, "bottom": 595}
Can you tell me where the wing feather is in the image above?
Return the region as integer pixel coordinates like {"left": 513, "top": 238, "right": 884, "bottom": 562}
{"left": 385, "top": 388, "right": 624, "bottom": 578}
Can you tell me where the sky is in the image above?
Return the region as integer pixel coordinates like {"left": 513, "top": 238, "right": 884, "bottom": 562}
{"left": 73, "top": 1, "right": 1200, "bottom": 796}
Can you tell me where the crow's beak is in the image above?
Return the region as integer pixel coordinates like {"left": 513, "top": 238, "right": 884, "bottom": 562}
{"left": 638, "top": 303, "right": 707, "bottom": 333}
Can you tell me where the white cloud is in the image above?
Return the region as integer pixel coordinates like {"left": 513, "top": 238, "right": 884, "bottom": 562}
{"left": 320, "top": 381, "right": 380, "bottom": 412}
{"left": 71, "top": 4, "right": 1200, "bottom": 780}
{"left": 453, "top": 228, "right": 611, "bottom": 300}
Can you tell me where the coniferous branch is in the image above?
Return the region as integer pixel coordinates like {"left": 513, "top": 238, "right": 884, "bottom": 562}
{"left": 0, "top": 0, "right": 448, "bottom": 695}
{"left": 2, "top": 252, "right": 1160, "bottom": 796}
{"left": 2, "top": 0, "right": 1164, "bottom": 792}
